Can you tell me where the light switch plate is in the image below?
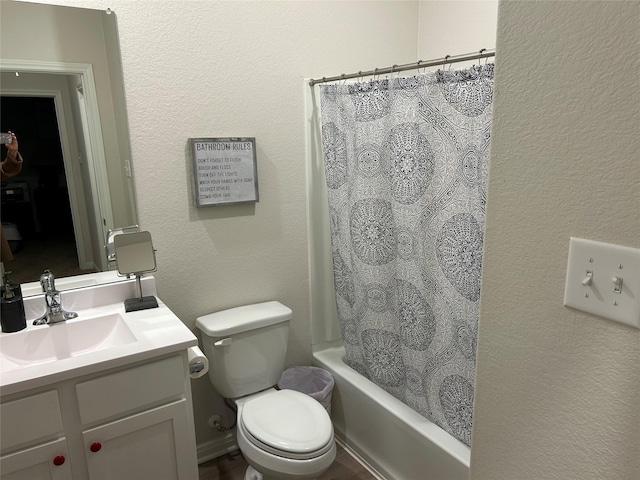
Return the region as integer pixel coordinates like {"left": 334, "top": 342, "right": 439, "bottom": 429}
{"left": 564, "top": 237, "right": 640, "bottom": 329}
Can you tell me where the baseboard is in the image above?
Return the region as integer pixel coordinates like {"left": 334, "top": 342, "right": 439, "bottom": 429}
{"left": 197, "top": 431, "right": 238, "bottom": 464}
{"left": 334, "top": 435, "right": 386, "bottom": 480}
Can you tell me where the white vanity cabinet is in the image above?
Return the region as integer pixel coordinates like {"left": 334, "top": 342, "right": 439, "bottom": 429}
{"left": 0, "top": 438, "right": 72, "bottom": 480}
{"left": 82, "top": 400, "right": 192, "bottom": 480}
{"left": 0, "top": 390, "right": 71, "bottom": 480}
{"left": 0, "top": 353, "right": 198, "bottom": 480}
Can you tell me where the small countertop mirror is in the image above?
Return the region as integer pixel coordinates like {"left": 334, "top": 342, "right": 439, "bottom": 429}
{"left": 114, "top": 231, "right": 158, "bottom": 312}
{"left": 114, "top": 231, "right": 155, "bottom": 275}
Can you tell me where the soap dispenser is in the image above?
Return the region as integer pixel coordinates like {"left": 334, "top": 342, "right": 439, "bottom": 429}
{"left": 1, "top": 271, "right": 26, "bottom": 333}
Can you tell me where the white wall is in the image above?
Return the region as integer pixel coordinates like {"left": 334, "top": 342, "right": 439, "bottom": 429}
{"left": 418, "top": 1, "right": 498, "bottom": 62}
{"left": 471, "top": 2, "right": 639, "bottom": 479}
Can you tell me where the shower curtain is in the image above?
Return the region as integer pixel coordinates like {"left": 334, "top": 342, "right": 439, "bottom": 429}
{"left": 319, "top": 64, "right": 494, "bottom": 446}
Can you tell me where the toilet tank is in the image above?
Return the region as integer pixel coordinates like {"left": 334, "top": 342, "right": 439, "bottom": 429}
{"left": 196, "top": 301, "right": 292, "bottom": 399}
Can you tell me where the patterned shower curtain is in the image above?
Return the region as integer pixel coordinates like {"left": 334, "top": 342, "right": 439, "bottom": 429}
{"left": 319, "top": 64, "right": 494, "bottom": 446}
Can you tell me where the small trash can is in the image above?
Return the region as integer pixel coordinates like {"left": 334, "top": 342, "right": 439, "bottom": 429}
{"left": 278, "top": 366, "right": 334, "bottom": 415}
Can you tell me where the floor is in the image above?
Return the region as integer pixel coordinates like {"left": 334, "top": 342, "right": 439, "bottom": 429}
{"left": 198, "top": 443, "right": 378, "bottom": 480}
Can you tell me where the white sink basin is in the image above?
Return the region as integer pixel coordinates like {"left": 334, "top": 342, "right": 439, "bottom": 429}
{"left": 0, "top": 313, "right": 137, "bottom": 373}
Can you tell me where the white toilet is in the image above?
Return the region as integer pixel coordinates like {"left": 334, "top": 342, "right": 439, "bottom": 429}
{"left": 196, "top": 301, "right": 336, "bottom": 480}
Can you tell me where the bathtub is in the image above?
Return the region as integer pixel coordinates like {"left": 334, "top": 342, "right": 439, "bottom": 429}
{"left": 313, "top": 345, "right": 470, "bottom": 480}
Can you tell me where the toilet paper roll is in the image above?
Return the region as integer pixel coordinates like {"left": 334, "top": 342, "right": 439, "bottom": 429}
{"left": 187, "top": 346, "right": 209, "bottom": 379}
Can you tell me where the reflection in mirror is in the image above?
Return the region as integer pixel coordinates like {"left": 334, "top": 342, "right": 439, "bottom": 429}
{"left": 114, "top": 231, "right": 158, "bottom": 312}
{"left": 106, "top": 225, "right": 140, "bottom": 270}
{"left": 0, "top": 2, "right": 137, "bottom": 295}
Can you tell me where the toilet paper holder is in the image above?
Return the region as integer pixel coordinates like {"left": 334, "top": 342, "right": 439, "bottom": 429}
{"left": 190, "top": 361, "right": 205, "bottom": 375}
{"left": 187, "top": 346, "right": 209, "bottom": 379}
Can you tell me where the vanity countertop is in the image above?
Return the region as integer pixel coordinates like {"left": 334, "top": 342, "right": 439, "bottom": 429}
{"left": 0, "top": 277, "right": 197, "bottom": 397}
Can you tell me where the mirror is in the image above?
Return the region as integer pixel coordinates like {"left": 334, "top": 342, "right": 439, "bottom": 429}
{"left": 0, "top": 1, "right": 137, "bottom": 295}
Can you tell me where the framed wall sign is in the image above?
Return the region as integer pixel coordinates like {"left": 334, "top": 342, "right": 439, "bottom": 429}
{"left": 190, "top": 137, "right": 259, "bottom": 207}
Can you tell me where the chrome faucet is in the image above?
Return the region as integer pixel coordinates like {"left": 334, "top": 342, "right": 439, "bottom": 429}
{"left": 33, "top": 269, "right": 78, "bottom": 325}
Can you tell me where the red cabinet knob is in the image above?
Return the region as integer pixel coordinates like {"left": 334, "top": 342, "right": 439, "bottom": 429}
{"left": 90, "top": 442, "right": 102, "bottom": 453}
{"left": 53, "top": 455, "right": 65, "bottom": 466}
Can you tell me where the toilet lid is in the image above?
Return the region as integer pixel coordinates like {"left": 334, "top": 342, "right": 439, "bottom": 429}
{"left": 241, "top": 389, "right": 333, "bottom": 456}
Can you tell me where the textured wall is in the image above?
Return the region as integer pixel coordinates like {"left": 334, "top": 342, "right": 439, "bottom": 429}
{"left": 418, "top": 1, "right": 498, "bottom": 61}
{"left": 471, "top": 2, "right": 640, "bottom": 479}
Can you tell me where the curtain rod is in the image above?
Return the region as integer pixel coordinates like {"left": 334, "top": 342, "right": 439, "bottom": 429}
{"left": 308, "top": 49, "right": 495, "bottom": 87}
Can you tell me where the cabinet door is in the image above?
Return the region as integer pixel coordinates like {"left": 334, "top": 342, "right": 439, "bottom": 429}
{"left": 83, "top": 399, "right": 197, "bottom": 480}
{"left": 0, "top": 437, "right": 72, "bottom": 480}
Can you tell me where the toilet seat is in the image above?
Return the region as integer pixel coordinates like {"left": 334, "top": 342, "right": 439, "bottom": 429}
{"left": 240, "top": 389, "right": 333, "bottom": 460}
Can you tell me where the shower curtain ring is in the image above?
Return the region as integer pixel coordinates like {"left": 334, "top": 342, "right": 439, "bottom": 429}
{"left": 443, "top": 55, "right": 451, "bottom": 71}
{"left": 478, "top": 48, "right": 486, "bottom": 66}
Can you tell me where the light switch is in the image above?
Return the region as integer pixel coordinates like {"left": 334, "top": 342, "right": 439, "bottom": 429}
{"left": 564, "top": 237, "right": 640, "bottom": 329}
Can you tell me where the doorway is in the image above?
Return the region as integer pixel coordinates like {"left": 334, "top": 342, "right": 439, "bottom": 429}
{"left": 1, "top": 95, "right": 94, "bottom": 283}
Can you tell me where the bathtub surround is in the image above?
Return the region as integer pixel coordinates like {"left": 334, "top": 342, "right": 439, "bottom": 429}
{"left": 314, "top": 345, "right": 470, "bottom": 480}
{"left": 319, "top": 65, "right": 494, "bottom": 446}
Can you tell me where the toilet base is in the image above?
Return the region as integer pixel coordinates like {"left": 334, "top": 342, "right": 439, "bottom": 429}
{"left": 244, "top": 465, "right": 263, "bottom": 480}
{"left": 244, "top": 464, "right": 326, "bottom": 480}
